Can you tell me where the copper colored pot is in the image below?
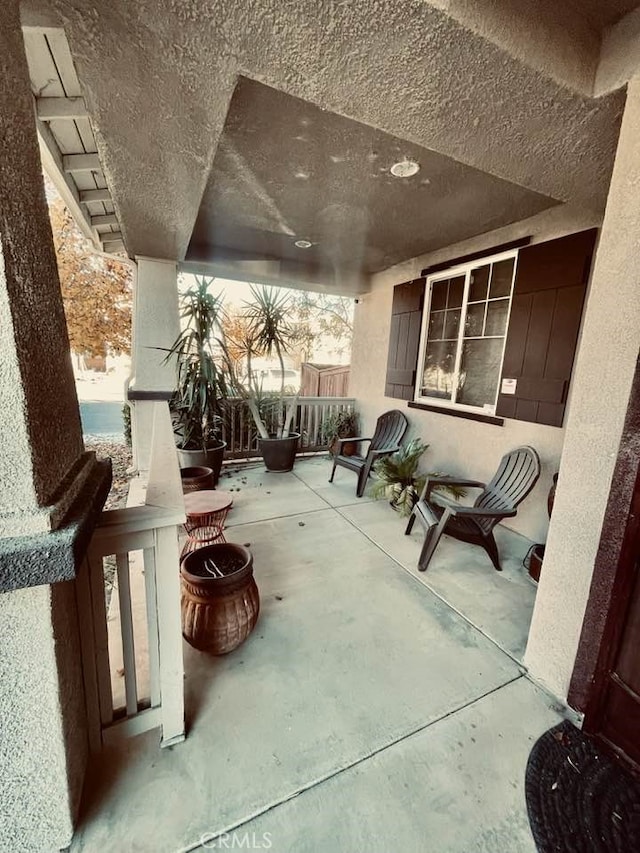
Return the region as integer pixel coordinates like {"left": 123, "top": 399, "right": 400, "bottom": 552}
{"left": 180, "top": 466, "right": 215, "bottom": 493}
{"left": 180, "top": 543, "right": 259, "bottom": 655}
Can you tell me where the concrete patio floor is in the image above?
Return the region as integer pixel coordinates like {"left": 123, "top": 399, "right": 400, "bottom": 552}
{"left": 72, "top": 456, "right": 561, "bottom": 853}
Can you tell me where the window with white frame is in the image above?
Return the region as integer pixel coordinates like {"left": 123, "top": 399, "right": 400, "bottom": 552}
{"left": 415, "top": 249, "right": 518, "bottom": 414}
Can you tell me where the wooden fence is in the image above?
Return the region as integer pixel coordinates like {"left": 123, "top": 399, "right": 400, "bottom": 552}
{"left": 300, "top": 363, "right": 350, "bottom": 398}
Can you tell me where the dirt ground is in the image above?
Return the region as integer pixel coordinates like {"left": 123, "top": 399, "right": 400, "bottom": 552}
{"left": 85, "top": 437, "right": 132, "bottom": 509}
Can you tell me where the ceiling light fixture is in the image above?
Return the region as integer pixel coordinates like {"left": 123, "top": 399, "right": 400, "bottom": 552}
{"left": 390, "top": 159, "right": 420, "bottom": 178}
{"left": 294, "top": 239, "right": 313, "bottom": 249}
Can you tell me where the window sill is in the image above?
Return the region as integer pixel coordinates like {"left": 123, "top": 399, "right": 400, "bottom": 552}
{"left": 407, "top": 401, "right": 504, "bottom": 426}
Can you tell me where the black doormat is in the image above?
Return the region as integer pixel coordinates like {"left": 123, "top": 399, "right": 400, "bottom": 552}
{"left": 525, "top": 721, "right": 640, "bottom": 852}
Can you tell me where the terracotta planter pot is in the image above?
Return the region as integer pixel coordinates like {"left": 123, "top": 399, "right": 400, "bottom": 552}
{"left": 180, "top": 466, "right": 214, "bottom": 493}
{"left": 528, "top": 544, "right": 545, "bottom": 583}
{"left": 330, "top": 438, "right": 357, "bottom": 457}
{"left": 181, "top": 543, "right": 259, "bottom": 655}
{"left": 548, "top": 472, "right": 558, "bottom": 518}
{"left": 259, "top": 433, "right": 300, "bottom": 472}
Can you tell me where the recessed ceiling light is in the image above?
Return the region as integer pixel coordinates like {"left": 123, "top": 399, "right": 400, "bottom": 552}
{"left": 390, "top": 159, "right": 420, "bottom": 178}
{"left": 295, "top": 239, "right": 313, "bottom": 249}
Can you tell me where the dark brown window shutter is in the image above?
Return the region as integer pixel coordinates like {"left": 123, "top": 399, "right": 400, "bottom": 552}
{"left": 385, "top": 277, "right": 425, "bottom": 400}
{"left": 496, "top": 229, "right": 597, "bottom": 427}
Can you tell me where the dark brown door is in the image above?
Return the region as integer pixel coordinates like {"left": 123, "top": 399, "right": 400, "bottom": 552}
{"left": 585, "top": 476, "right": 640, "bottom": 769}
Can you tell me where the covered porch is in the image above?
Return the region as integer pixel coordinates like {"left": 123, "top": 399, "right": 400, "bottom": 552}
{"left": 73, "top": 457, "right": 557, "bottom": 852}
{"left": 2, "top": 0, "right": 640, "bottom": 850}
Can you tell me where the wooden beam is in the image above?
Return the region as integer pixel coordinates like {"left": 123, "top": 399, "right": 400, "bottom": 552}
{"left": 36, "top": 96, "right": 87, "bottom": 120}
{"left": 79, "top": 188, "right": 112, "bottom": 203}
{"left": 102, "top": 232, "right": 124, "bottom": 246}
{"left": 91, "top": 213, "right": 118, "bottom": 227}
{"left": 36, "top": 122, "right": 96, "bottom": 245}
{"left": 62, "top": 153, "right": 101, "bottom": 173}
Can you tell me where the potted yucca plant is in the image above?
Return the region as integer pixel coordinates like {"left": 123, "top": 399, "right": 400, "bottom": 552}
{"left": 241, "top": 286, "right": 300, "bottom": 472}
{"left": 165, "top": 277, "right": 227, "bottom": 483}
{"left": 370, "top": 438, "right": 465, "bottom": 516}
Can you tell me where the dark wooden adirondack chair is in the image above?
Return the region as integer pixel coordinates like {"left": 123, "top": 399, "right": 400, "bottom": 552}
{"left": 405, "top": 446, "right": 541, "bottom": 572}
{"left": 329, "top": 410, "right": 408, "bottom": 497}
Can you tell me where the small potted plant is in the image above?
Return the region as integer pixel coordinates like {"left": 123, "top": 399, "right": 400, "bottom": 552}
{"left": 370, "top": 438, "right": 465, "bottom": 515}
{"left": 324, "top": 410, "right": 359, "bottom": 456}
{"left": 166, "top": 277, "right": 227, "bottom": 483}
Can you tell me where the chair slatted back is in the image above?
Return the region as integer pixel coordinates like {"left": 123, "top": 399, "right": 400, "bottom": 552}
{"left": 474, "top": 446, "right": 541, "bottom": 534}
{"left": 370, "top": 410, "right": 408, "bottom": 453}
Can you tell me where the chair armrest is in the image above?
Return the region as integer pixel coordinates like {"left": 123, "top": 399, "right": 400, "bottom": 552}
{"left": 430, "top": 493, "right": 516, "bottom": 520}
{"left": 427, "top": 476, "right": 485, "bottom": 490}
{"left": 370, "top": 445, "right": 400, "bottom": 459}
{"left": 421, "top": 476, "right": 485, "bottom": 502}
{"left": 336, "top": 436, "right": 371, "bottom": 451}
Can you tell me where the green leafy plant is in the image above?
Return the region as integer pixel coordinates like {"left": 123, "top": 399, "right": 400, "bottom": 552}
{"left": 371, "top": 438, "right": 465, "bottom": 516}
{"left": 240, "top": 285, "right": 298, "bottom": 440}
{"left": 165, "top": 277, "right": 227, "bottom": 451}
{"left": 322, "top": 410, "right": 359, "bottom": 446}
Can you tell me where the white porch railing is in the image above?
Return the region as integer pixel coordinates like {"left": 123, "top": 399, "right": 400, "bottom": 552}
{"left": 222, "top": 396, "right": 356, "bottom": 458}
{"left": 77, "top": 401, "right": 186, "bottom": 751}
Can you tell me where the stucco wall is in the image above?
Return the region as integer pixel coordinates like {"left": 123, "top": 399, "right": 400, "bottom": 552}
{"left": 0, "top": 1, "right": 82, "bottom": 526}
{"left": 0, "top": 4, "right": 90, "bottom": 849}
{"left": 0, "top": 585, "right": 80, "bottom": 851}
{"left": 597, "top": 7, "right": 640, "bottom": 94}
{"left": 349, "top": 203, "right": 602, "bottom": 543}
{"left": 524, "top": 76, "right": 640, "bottom": 700}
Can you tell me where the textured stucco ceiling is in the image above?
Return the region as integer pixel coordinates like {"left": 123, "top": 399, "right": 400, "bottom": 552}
{"left": 188, "top": 77, "right": 558, "bottom": 276}
{"left": 571, "top": 0, "right": 640, "bottom": 29}
{"left": 33, "top": 0, "right": 626, "bottom": 286}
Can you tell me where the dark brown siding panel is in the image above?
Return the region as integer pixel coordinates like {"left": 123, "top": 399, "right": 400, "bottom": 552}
{"left": 537, "top": 402, "right": 565, "bottom": 428}
{"left": 497, "top": 397, "right": 517, "bottom": 419}
{"left": 407, "top": 312, "right": 422, "bottom": 379}
{"left": 515, "top": 399, "right": 539, "bottom": 423}
{"left": 496, "top": 229, "right": 597, "bottom": 426}
{"left": 385, "top": 277, "right": 425, "bottom": 400}
{"left": 387, "top": 369, "right": 415, "bottom": 386}
{"left": 522, "top": 290, "right": 556, "bottom": 379}
{"left": 514, "top": 229, "right": 598, "bottom": 295}
{"left": 501, "top": 294, "right": 531, "bottom": 378}
{"left": 516, "top": 377, "right": 566, "bottom": 403}
{"left": 545, "top": 284, "right": 587, "bottom": 380}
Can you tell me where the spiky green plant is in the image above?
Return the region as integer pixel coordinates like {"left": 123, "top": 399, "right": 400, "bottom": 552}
{"left": 371, "top": 438, "right": 465, "bottom": 516}
{"left": 242, "top": 285, "right": 298, "bottom": 439}
{"left": 165, "top": 276, "right": 227, "bottom": 450}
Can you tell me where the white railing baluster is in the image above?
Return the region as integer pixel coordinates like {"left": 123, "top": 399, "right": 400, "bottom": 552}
{"left": 75, "top": 557, "right": 103, "bottom": 752}
{"left": 116, "top": 552, "right": 138, "bottom": 716}
{"left": 143, "top": 546, "right": 161, "bottom": 708}
{"left": 87, "top": 550, "right": 114, "bottom": 726}
{"left": 154, "top": 524, "right": 185, "bottom": 747}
